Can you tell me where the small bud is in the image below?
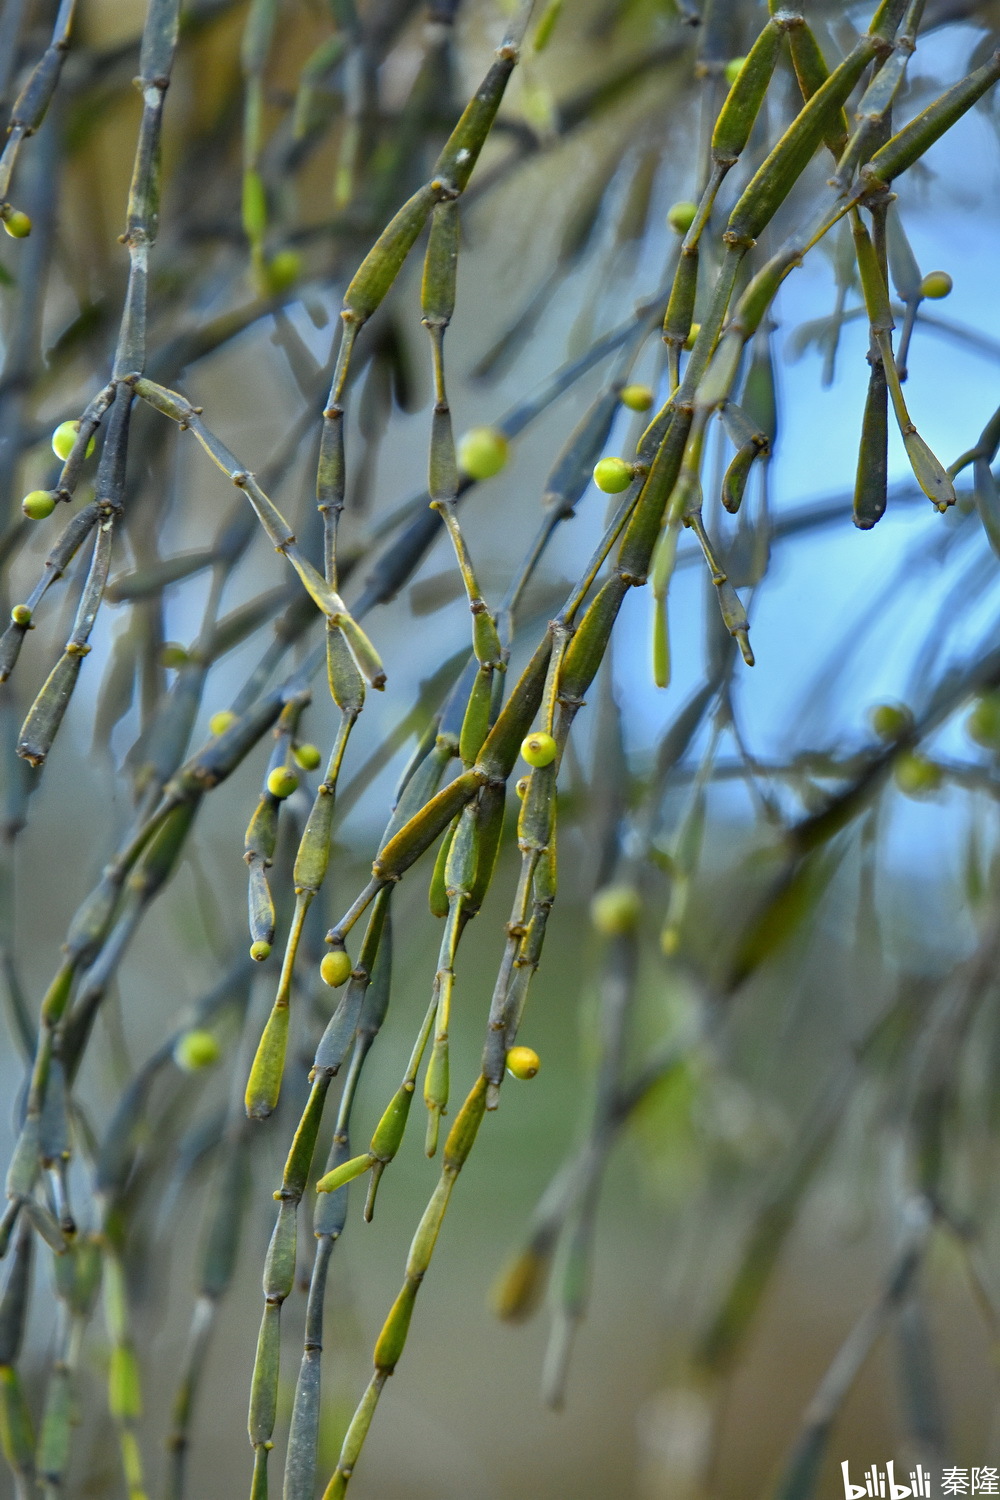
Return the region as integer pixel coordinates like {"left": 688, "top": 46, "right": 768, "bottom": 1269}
{"left": 520, "top": 731, "right": 557, "bottom": 768}
{"left": 51, "top": 421, "right": 95, "bottom": 463}
{"left": 620, "top": 384, "right": 654, "bottom": 412}
{"left": 667, "top": 200, "right": 698, "bottom": 235}
{"left": 10, "top": 605, "right": 31, "bottom": 627}
{"left": 266, "top": 766, "right": 299, "bottom": 799}
{"left": 591, "top": 884, "right": 642, "bottom": 936}
{"left": 209, "top": 709, "right": 238, "bottom": 736}
{"left": 515, "top": 775, "right": 530, "bottom": 799}
{"left": 870, "top": 702, "right": 913, "bottom": 741}
{"left": 161, "top": 643, "right": 190, "bottom": 668}
{"left": 967, "top": 692, "right": 1000, "bottom": 750}
{"left": 684, "top": 322, "right": 700, "bottom": 351}
{"left": 506, "top": 1045, "right": 540, "bottom": 1080}
{"left": 724, "top": 56, "right": 747, "bottom": 86}
{"left": 21, "top": 489, "right": 55, "bottom": 521}
{"left": 457, "top": 426, "right": 509, "bottom": 481}
{"left": 320, "top": 949, "right": 352, "bottom": 988}
{"left": 894, "top": 751, "right": 942, "bottom": 797}
{"left": 173, "top": 1029, "right": 222, "bottom": 1071}
{"left": 250, "top": 939, "right": 272, "bottom": 962}
{"left": 920, "top": 271, "right": 952, "bottom": 300}
{"left": 265, "top": 249, "right": 301, "bottom": 294}
{"left": 593, "top": 457, "right": 634, "bottom": 494}
{"left": 293, "top": 742, "right": 322, "bottom": 771}
{"left": 2, "top": 209, "right": 31, "bottom": 239}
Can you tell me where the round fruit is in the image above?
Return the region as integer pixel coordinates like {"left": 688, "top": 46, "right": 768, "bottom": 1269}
{"left": 667, "top": 200, "right": 698, "bottom": 235}
{"left": 521, "top": 731, "right": 557, "bottom": 768}
{"left": 515, "top": 775, "right": 530, "bottom": 799}
{"left": 894, "top": 751, "right": 942, "bottom": 797}
{"left": 620, "top": 384, "right": 654, "bottom": 412}
{"left": 870, "top": 702, "right": 913, "bottom": 741}
{"left": 506, "top": 1046, "right": 540, "bottom": 1080}
{"left": 10, "top": 605, "right": 31, "bottom": 627}
{"left": 3, "top": 210, "right": 31, "bottom": 239}
{"left": 21, "top": 490, "right": 55, "bottom": 520}
{"left": 266, "top": 766, "right": 299, "bottom": 799}
{"left": 293, "top": 742, "right": 322, "bottom": 771}
{"left": 209, "top": 709, "right": 238, "bottom": 736}
{"left": 724, "top": 56, "right": 747, "bottom": 86}
{"left": 967, "top": 692, "right": 1000, "bottom": 749}
{"left": 593, "top": 456, "right": 634, "bottom": 493}
{"left": 320, "top": 949, "right": 352, "bottom": 988}
{"left": 457, "top": 426, "right": 508, "bottom": 481}
{"left": 920, "top": 271, "right": 952, "bottom": 300}
{"left": 174, "top": 1029, "right": 221, "bottom": 1071}
{"left": 250, "top": 939, "right": 272, "bottom": 962}
{"left": 591, "top": 884, "right": 642, "bottom": 936}
{"left": 161, "top": 644, "right": 189, "bottom": 668}
{"left": 265, "top": 249, "right": 301, "bottom": 294}
{"left": 51, "top": 421, "right": 95, "bottom": 463}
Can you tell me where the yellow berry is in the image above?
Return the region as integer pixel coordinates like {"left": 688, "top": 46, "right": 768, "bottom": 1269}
{"left": 894, "top": 751, "right": 942, "bottom": 797}
{"left": 265, "top": 249, "right": 301, "bottom": 294}
{"left": 51, "top": 421, "right": 95, "bottom": 463}
{"left": 593, "top": 457, "right": 634, "bottom": 493}
{"left": 267, "top": 766, "right": 299, "bottom": 799}
{"left": 724, "top": 56, "right": 747, "bottom": 86}
{"left": 293, "top": 742, "right": 322, "bottom": 771}
{"left": 591, "top": 884, "right": 642, "bottom": 936}
{"left": 667, "top": 201, "right": 698, "bottom": 235}
{"left": 161, "top": 643, "right": 189, "bottom": 668}
{"left": 21, "top": 490, "right": 55, "bottom": 520}
{"left": 870, "top": 702, "right": 913, "bottom": 741}
{"left": 209, "top": 709, "right": 238, "bottom": 736}
{"left": 3, "top": 210, "right": 31, "bottom": 239}
{"left": 457, "top": 426, "right": 508, "bottom": 481}
{"left": 620, "top": 384, "right": 654, "bottom": 412}
{"left": 173, "top": 1029, "right": 221, "bottom": 1071}
{"left": 521, "top": 731, "right": 557, "bottom": 768}
{"left": 320, "top": 949, "right": 352, "bottom": 988}
{"left": 684, "top": 322, "right": 700, "bottom": 351}
{"left": 920, "top": 270, "right": 952, "bottom": 300}
{"left": 967, "top": 693, "right": 1000, "bottom": 749}
{"left": 506, "top": 1046, "right": 540, "bottom": 1080}
{"left": 515, "top": 775, "right": 530, "bottom": 799}
{"left": 250, "top": 939, "right": 271, "bottom": 962}
{"left": 10, "top": 605, "right": 31, "bottom": 627}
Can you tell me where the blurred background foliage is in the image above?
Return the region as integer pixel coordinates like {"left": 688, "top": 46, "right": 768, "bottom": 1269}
{"left": 3, "top": 0, "right": 1000, "bottom": 1497}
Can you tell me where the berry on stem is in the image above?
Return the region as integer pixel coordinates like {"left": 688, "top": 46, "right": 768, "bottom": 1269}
{"left": 320, "top": 949, "right": 352, "bottom": 988}
{"left": 209, "top": 709, "right": 238, "bottom": 736}
{"left": 293, "top": 742, "right": 322, "bottom": 771}
{"left": 22, "top": 490, "right": 55, "bottom": 520}
{"left": 51, "top": 421, "right": 95, "bottom": 463}
{"left": 457, "top": 427, "right": 508, "bottom": 480}
{"left": 667, "top": 201, "right": 697, "bottom": 235}
{"left": 591, "top": 884, "right": 642, "bottom": 936}
{"left": 620, "top": 384, "right": 654, "bottom": 412}
{"left": 2, "top": 210, "right": 31, "bottom": 238}
{"left": 506, "top": 1046, "right": 540, "bottom": 1080}
{"left": 920, "top": 271, "right": 952, "bottom": 300}
{"left": 521, "top": 731, "right": 557, "bottom": 768}
{"left": 174, "top": 1030, "right": 222, "bottom": 1070}
{"left": 724, "top": 56, "right": 747, "bottom": 86}
{"left": 593, "top": 456, "right": 634, "bottom": 493}
{"left": 266, "top": 766, "right": 299, "bottom": 799}
{"left": 250, "top": 940, "right": 271, "bottom": 962}
{"left": 10, "top": 605, "right": 31, "bottom": 627}
{"left": 870, "top": 702, "right": 913, "bottom": 741}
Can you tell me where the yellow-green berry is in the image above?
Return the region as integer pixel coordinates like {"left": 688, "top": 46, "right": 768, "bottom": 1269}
{"left": 506, "top": 1046, "right": 540, "bottom": 1080}
{"left": 10, "top": 605, "right": 31, "bottom": 628}
{"left": 3, "top": 209, "right": 31, "bottom": 239}
{"left": 161, "top": 643, "right": 189, "bottom": 669}
{"left": 591, "top": 884, "right": 642, "bottom": 936}
{"left": 265, "top": 249, "right": 301, "bottom": 294}
{"left": 667, "top": 200, "right": 698, "bottom": 235}
{"left": 266, "top": 766, "right": 299, "bottom": 799}
{"left": 521, "top": 731, "right": 557, "bottom": 768}
{"left": 620, "top": 384, "right": 654, "bottom": 413}
{"left": 293, "top": 742, "right": 322, "bottom": 771}
{"left": 173, "top": 1029, "right": 221, "bottom": 1071}
{"left": 515, "top": 775, "right": 530, "bottom": 799}
{"left": 209, "top": 709, "right": 238, "bottom": 736}
{"left": 250, "top": 939, "right": 271, "bottom": 962}
{"left": 21, "top": 490, "right": 55, "bottom": 521}
{"left": 51, "top": 421, "right": 95, "bottom": 463}
{"left": 894, "top": 751, "right": 942, "bottom": 797}
{"left": 967, "top": 692, "right": 1000, "bottom": 749}
{"left": 593, "top": 456, "right": 634, "bottom": 493}
{"left": 457, "top": 426, "right": 508, "bottom": 481}
{"left": 684, "top": 322, "right": 700, "bottom": 351}
{"left": 724, "top": 56, "right": 746, "bottom": 86}
{"left": 870, "top": 702, "right": 913, "bottom": 741}
{"left": 320, "top": 949, "right": 352, "bottom": 988}
{"left": 920, "top": 270, "right": 952, "bottom": 300}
